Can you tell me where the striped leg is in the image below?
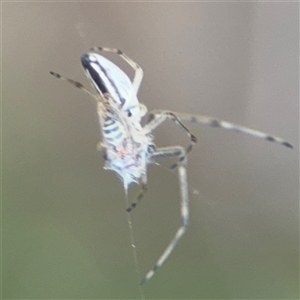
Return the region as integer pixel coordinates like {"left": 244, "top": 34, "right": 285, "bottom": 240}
{"left": 140, "top": 146, "right": 189, "bottom": 286}
{"left": 126, "top": 175, "right": 148, "bottom": 212}
{"left": 144, "top": 111, "right": 198, "bottom": 170}
{"left": 49, "top": 71, "right": 98, "bottom": 101}
{"left": 148, "top": 110, "right": 293, "bottom": 149}
{"left": 90, "top": 47, "right": 144, "bottom": 96}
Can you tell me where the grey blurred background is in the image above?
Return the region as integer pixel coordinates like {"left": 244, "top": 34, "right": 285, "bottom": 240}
{"left": 2, "top": 2, "right": 299, "bottom": 299}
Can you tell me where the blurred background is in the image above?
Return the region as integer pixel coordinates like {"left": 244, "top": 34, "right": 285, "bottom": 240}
{"left": 2, "top": 2, "right": 299, "bottom": 299}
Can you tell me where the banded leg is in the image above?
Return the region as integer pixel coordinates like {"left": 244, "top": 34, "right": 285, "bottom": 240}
{"left": 49, "top": 71, "right": 98, "bottom": 101}
{"left": 140, "top": 146, "right": 189, "bottom": 286}
{"left": 144, "top": 111, "right": 198, "bottom": 170}
{"left": 126, "top": 174, "right": 148, "bottom": 212}
{"left": 148, "top": 110, "right": 293, "bottom": 149}
{"left": 90, "top": 47, "right": 144, "bottom": 96}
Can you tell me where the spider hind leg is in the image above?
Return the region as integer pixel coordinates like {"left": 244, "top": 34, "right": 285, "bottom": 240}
{"left": 140, "top": 146, "right": 189, "bottom": 285}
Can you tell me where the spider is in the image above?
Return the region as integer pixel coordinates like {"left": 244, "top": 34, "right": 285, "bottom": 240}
{"left": 50, "top": 47, "right": 293, "bottom": 286}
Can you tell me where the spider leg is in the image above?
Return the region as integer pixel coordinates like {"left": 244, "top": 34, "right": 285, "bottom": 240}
{"left": 149, "top": 110, "right": 293, "bottom": 149}
{"left": 90, "top": 47, "right": 144, "bottom": 96}
{"left": 49, "top": 71, "right": 98, "bottom": 101}
{"left": 144, "top": 111, "right": 197, "bottom": 170}
{"left": 126, "top": 175, "right": 148, "bottom": 212}
{"left": 140, "top": 146, "right": 189, "bottom": 285}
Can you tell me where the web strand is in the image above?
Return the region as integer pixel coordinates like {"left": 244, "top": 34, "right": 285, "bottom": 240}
{"left": 124, "top": 188, "right": 145, "bottom": 300}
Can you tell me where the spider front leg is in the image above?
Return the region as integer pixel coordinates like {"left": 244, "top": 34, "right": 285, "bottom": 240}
{"left": 149, "top": 110, "right": 293, "bottom": 149}
{"left": 49, "top": 71, "right": 98, "bottom": 101}
{"left": 140, "top": 146, "right": 189, "bottom": 286}
{"left": 144, "top": 111, "right": 198, "bottom": 170}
